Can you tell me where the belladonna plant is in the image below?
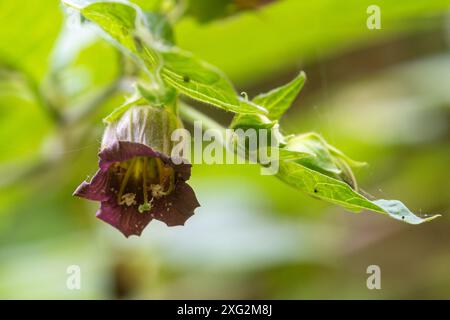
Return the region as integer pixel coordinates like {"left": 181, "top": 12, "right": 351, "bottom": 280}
{"left": 66, "top": 0, "right": 439, "bottom": 237}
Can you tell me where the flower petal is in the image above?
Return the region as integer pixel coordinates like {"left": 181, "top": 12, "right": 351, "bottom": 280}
{"left": 96, "top": 200, "right": 154, "bottom": 238}
{"left": 99, "top": 141, "right": 192, "bottom": 180}
{"left": 73, "top": 169, "right": 110, "bottom": 201}
{"left": 99, "top": 141, "right": 160, "bottom": 171}
{"left": 152, "top": 182, "right": 200, "bottom": 227}
{"left": 170, "top": 158, "right": 192, "bottom": 181}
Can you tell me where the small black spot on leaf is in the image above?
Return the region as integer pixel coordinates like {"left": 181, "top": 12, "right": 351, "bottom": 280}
{"left": 183, "top": 75, "right": 190, "bottom": 83}
{"left": 133, "top": 36, "right": 143, "bottom": 51}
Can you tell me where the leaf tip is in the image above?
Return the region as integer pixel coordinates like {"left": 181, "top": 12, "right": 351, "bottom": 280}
{"left": 373, "top": 199, "right": 441, "bottom": 225}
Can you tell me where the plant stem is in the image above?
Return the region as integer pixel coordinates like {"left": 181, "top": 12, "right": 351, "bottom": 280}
{"left": 178, "top": 102, "right": 225, "bottom": 132}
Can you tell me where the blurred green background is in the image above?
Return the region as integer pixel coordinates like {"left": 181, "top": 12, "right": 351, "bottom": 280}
{"left": 0, "top": 0, "right": 449, "bottom": 299}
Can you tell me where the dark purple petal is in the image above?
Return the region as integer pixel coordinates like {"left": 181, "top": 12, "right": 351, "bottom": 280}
{"left": 99, "top": 141, "right": 191, "bottom": 181}
{"left": 99, "top": 141, "right": 160, "bottom": 171}
{"left": 169, "top": 158, "right": 192, "bottom": 181}
{"left": 152, "top": 182, "right": 200, "bottom": 227}
{"left": 73, "top": 169, "right": 110, "bottom": 201}
{"left": 96, "top": 200, "right": 154, "bottom": 238}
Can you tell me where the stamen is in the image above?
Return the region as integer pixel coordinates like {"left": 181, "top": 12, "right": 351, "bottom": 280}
{"left": 117, "top": 158, "right": 137, "bottom": 203}
{"left": 138, "top": 157, "right": 153, "bottom": 213}
{"left": 119, "top": 193, "right": 136, "bottom": 206}
{"left": 165, "top": 167, "right": 175, "bottom": 194}
{"left": 150, "top": 184, "right": 166, "bottom": 198}
{"left": 148, "top": 158, "right": 175, "bottom": 199}
{"left": 155, "top": 158, "right": 164, "bottom": 184}
{"left": 147, "top": 158, "right": 157, "bottom": 181}
{"left": 143, "top": 157, "right": 148, "bottom": 204}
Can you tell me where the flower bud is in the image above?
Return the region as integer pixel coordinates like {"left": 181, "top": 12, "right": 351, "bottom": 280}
{"left": 101, "top": 104, "right": 183, "bottom": 154}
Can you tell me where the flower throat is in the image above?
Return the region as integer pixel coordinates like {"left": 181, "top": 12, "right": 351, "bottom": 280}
{"left": 112, "top": 157, "right": 175, "bottom": 213}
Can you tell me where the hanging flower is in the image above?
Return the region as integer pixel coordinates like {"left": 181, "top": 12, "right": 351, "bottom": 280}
{"left": 74, "top": 104, "right": 200, "bottom": 237}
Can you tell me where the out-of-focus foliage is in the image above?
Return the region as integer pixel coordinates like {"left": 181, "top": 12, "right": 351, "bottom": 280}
{"left": 186, "top": 0, "right": 275, "bottom": 22}
{"left": 0, "top": 0, "right": 449, "bottom": 299}
{"left": 176, "top": 0, "right": 450, "bottom": 84}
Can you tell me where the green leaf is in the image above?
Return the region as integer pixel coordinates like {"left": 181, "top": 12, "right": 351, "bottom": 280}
{"left": 137, "top": 83, "right": 177, "bottom": 107}
{"left": 144, "top": 12, "right": 175, "bottom": 45}
{"left": 275, "top": 148, "right": 313, "bottom": 161}
{"left": 71, "top": 1, "right": 160, "bottom": 70}
{"left": 277, "top": 160, "right": 440, "bottom": 224}
{"left": 80, "top": 2, "right": 140, "bottom": 54}
{"left": 285, "top": 133, "right": 342, "bottom": 175}
{"left": 230, "top": 113, "right": 275, "bottom": 130}
{"left": 252, "top": 71, "right": 306, "bottom": 120}
{"left": 160, "top": 48, "right": 266, "bottom": 114}
{"left": 285, "top": 132, "right": 365, "bottom": 189}
{"left": 229, "top": 71, "right": 304, "bottom": 130}
{"left": 327, "top": 144, "right": 367, "bottom": 168}
{"left": 373, "top": 199, "right": 440, "bottom": 225}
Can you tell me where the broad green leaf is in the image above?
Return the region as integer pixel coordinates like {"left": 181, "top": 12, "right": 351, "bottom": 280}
{"left": 252, "top": 71, "right": 306, "bottom": 120}
{"left": 80, "top": 2, "right": 139, "bottom": 52}
{"left": 160, "top": 48, "right": 266, "bottom": 114}
{"left": 277, "top": 160, "right": 440, "bottom": 224}
{"left": 285, "top": 132, "right": 364, "bottom": 189}
{"left": 72, "top": 1, "right": 160, "bottom": 70}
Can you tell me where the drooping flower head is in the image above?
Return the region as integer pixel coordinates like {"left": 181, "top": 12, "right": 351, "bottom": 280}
{"left": 74, "top": 104, "right": 199, "bottom": 237}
